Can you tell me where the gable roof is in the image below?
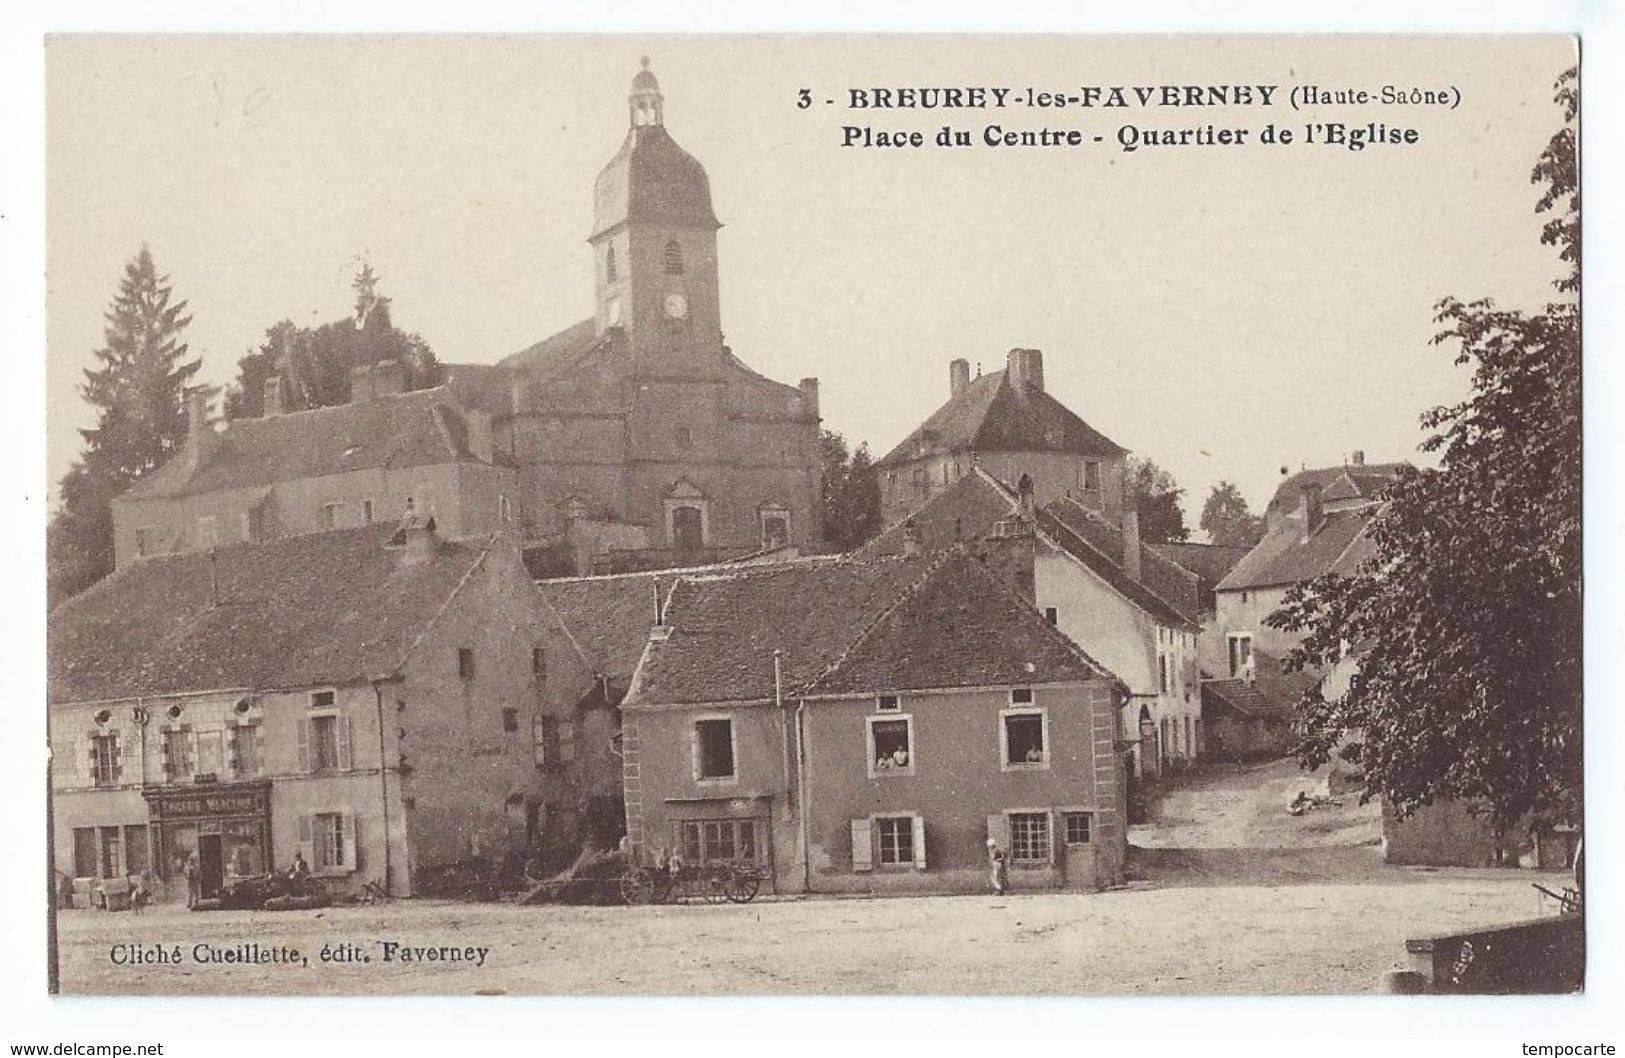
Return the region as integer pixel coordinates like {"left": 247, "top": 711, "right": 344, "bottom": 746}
{"left": 49, "top": 525, "right": 499, "bottom": 703}
{"left": 500, "top": 317, "right": 604, "bottom": 375}
{"left": 875, "top": 369, "right": 1124, "bottom": 469}
{"left": 625, "top": 549, "right": 1118, "bottom": 707}
{"left": 118, "top": 387, "right": 500, "bottom": 504}
{"left": 857, "top": 467, "right": 1020, "bottom": 559}
{"left": 535, "top": 569, "right": 686, "bottom": 681}
{"left": 1264, "top": 462, "right": 1405, "bottom": 523}
{"left": 1039, "top": 496, "right": 1202, "bottom": 629}
{"left": 1216, "top": 506, "right": 1378, "bottom": 592}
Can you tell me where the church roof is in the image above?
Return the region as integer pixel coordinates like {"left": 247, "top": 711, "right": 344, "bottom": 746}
{"left": 48, "top": 525, "right": 499, "bottom": 702}
{"left": 117, "top": 387, "right": 503, "bottom": 503}
{"left": 499, "top": 317, "right": 604, "bottom": 375}
{"left": 591, "top": 123, "right": 720, "bottom": 240}
{"left": 875, "top": 368, "right": 1124, "bottom": 469}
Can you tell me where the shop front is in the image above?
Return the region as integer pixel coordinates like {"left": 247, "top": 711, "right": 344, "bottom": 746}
{"left": 143, "top": 780, "right": 272, "bottom": 899}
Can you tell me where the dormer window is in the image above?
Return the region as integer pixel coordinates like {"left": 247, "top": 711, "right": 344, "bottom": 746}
{"left": 664, "top": 239, "right": 685, "bottom": 276}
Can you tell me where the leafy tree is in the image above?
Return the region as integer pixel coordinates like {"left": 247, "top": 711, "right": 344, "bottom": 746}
{"left": 223, "top": 263, "right": 442, "bottom": 418}
{"left": 48, "top": 247, "right": 202, "bottom": 605}
{"left": 1124, "top": 456, "right": 1189, "bottom": 543}
{"left": 1269, "top": 69, "right": 1580, "bottom": 838}
{"left": 1200, "top": 480, "right": 1265, "bottom": 548}
{"left": 819, "top": 429, "right": 881, "bottom": 551}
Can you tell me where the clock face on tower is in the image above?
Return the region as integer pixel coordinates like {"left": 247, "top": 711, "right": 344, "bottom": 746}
{"left": 663, "top": 292, "right": 689, "bottom": 319}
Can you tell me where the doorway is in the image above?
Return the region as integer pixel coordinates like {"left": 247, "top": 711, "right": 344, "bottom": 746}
{"left": 671, "top": 506, "right": 703, "bottom": 552}
{"left": 198, "top": 834, "right": 225, "bottom": 898}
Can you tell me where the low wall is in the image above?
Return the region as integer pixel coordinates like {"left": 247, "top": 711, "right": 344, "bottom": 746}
{"left": 1406, "top": 914, "right": 1583, "bottom": 994}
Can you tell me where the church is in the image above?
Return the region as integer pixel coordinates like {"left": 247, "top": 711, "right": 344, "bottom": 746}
{"left": 111, "top": 60, "right": 823, "bottom": 578}
{"left": 459, "top": 59, "right": 824, "bottom": 574}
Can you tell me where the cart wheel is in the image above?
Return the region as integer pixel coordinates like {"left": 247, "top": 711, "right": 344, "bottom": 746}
{"left": 620, "top": 867, "right": 656, "bottom": 906}
{"left": 726, "top": 868, "right": 761, "bottom": 904}
{"left": 700, "top": 867, "right": 730, "bottom": 904}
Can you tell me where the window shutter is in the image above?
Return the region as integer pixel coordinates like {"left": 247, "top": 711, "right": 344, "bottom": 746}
{"left": 850, "top": 818, "right": 873, "bottom": 872}
{"left": 298, "top": 815, "right": 314, "bottom": 867}
{"left": 186, "top": 729, "right": 199, "bottom": 775}
{"left": 297, "top": 719, "right": 311, "bottom": 772}
{"left": 86, "top": 738, "right": 99, "bottom": 783}
{"left": 111, "top": 736, "right": 122, "bottom": 783}
{"left": 689, "top": 724, "right": 700, "bottom": 780}
{"left": 160, "top": 730, "right": 174, "bottom": 782}
{"left": 341, "top": 814, "right": 358, "bottom": 871}
{"left": 226, "top": 725, "right": 241, "bottom": 777}
{"left": 912, "top": 816, "right": 927, "bottom": 870}
{"left": 986, "top": 813, "right": 1010, "bottom": 851}
{"left": 337, "top": 716, "right": 354, "bottom": 771}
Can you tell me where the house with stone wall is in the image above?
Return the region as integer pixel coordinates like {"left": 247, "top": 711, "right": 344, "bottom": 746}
{"left": 618, "top": 549, "right": 1128, "bottom": 896}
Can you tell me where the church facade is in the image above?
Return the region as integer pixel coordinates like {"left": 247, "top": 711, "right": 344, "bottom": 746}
{"left": 472, "top": 61, "right": 823, "bottom": 574}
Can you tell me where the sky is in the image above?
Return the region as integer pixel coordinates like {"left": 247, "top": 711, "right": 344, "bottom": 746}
{"left": 45, "top": 35, "right": 1574, "bottom": 530}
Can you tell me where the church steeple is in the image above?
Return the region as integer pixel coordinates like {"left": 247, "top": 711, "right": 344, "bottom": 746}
{"left": 629, "top": 57, "right": 663, "bottom": 127}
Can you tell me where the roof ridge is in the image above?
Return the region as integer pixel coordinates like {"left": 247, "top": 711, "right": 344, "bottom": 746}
{"left": 793, "top": 550, "right": 956, "bottom": 695}
{"left": 383, "top": 544, "right": 492, "bottom": 679}
{"left": 963, "top": 546, "right": 1126, "bottom": 689}
{"left": 1035, "top": 505, "right": 1199, "bottom": 629}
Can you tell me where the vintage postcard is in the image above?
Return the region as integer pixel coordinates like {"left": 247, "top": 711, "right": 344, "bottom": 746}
{"left": 41, "top": 33, "right": 1582, "bottom": 998}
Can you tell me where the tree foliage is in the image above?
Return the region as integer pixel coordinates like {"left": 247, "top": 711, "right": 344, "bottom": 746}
{"left": 1200, "top": 480, "right": 1265, "bottom": 548}
{"left": 1268, "top": 69, "right": 1580, "bottom": 835}
{"left": 818, "top": 429, "right": 882, "bottom": 551}
{"left": 48, "top": 247, "right": 202, "bottom": 605}
{"left": 1124, "top": 456, "right": 1189, "bottom": 543}
{"left": 223, "top": 264, "right": 442, "bottom": 418}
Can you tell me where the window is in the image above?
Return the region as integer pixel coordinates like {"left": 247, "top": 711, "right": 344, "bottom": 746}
{"left": 502, "top": 707, "right": 520, "bottom": 734}
{"left": 694, "top": 718, "right": 736, "bottom": 781}
{"left": 458, "top": 648, "right": 476, "bottom": 680}
{"left": 1063, "top": 811, "right": 1093, "bottom": 845}
{"left": 675, "top": 819, "right": 759, "bottom": 864}
{"left": 196, "top": 515, "right": 218, "bottom": 548}
{"left": 362, "top": 499, "right": 375, "bottom": 524}
{"left": 536, "top": 715, "right": 560, "bottom": 767}
{"left": 310, "top": 715, "right": 341, "bottom": 771}
{"left": 663, "top": 239, "right": 685, "bottom": 275}
{"left": 1044, "top": 606, "right": 1058, "bottom": 626}
{"left": 1082, "top": 460, "right": 1101, "bottom": 491}
{"left": 1002, "top": 709, "right": 1048, "bottom": 769}
{"left": 1227, "top": 633, "right": 1254, "bottom": 678}
{"left": 499, "top": 494, "right": 512, "bottom": 523}
{"left": 1009, "top": 811, "right": 1051, "bottom": 863}
{"left": 195, "top": 729, "right": 224, "bottom": 780}
{"left": 92, "top": 733, "right": 119, "bottom": 787}
{"left": 134, "top": 527, "right": 153, "bottom": 558}
{"left": 532, "top": 647, "right": 546, "bottom": 680}
{"left": 876, "top": 816, "right": 915, "bottom": 866}
{"left": 321, "top": 502, "right": 342, "bottom": 529}
{"left": 313, "top": 813, "right": 346, "bottom": 870}
{"left": 232, "top": 723, "right": 263, "bottom": 777}
{"left": 675, "top": 425, "right": 693, "bottom": 450}
{"left": 760, "top": 508, "right": 789, "bottom": 549}
{"left": 868, "top": 715, "right": 914, "bottom": 776}
{"left": 310, "top": 690, "right": 336, "bottom": 709}
{"left": 1010, "top": 688, "right": 1034, "bottom": 705}
{"left": 125, "top": 824, "right": 149, "bottom": 877}
{"left": 1158, "top": 652, "right": 1172, "bottom": 695}
{"left": 876, "top": 694, "right": 900, "bottom": 712}
{"left": 606, "top": 246, "right": 618, "bottom": 283}
{"left": 73, "top": 828, "right": 98, "bottom": 878}
{"left": 163, "top": 728, "right": 193, "bottom": 782}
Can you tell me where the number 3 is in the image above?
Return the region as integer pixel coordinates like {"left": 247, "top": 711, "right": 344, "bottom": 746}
{"left": 797, "top": 88, "right": 811, "bottom": 110}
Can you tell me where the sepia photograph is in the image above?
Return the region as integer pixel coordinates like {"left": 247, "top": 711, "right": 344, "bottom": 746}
{"left": 34, "top": 31, "right": 1587, "bottom": 1006}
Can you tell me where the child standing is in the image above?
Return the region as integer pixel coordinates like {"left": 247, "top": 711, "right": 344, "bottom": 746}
{"left": 987, "top": 838, "right": 1010, "bottom": 896}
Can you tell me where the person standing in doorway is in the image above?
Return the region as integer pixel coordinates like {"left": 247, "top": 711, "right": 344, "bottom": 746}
{"left": 987, "top": 838, "right": 1010, "bottom": 896}
{"left": 183, "top": 852, "right": 201, "bottom": 909}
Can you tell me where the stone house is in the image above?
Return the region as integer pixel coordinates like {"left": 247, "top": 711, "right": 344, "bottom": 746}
{"left": 110, "top": 375, "right": 516, "bottom": 567}
{"left": 873, "top": 349, "right": 1126, "bottom": 529}
{"left": 619, "top": 549, "right": 1129, "bottom": 896}
{"left": 48, "top": 520, "right": 599, "bottom": 900}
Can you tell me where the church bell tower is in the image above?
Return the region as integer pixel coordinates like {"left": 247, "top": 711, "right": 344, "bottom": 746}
{"left": 589, "top": 59, "right": 724, "bottom": 376}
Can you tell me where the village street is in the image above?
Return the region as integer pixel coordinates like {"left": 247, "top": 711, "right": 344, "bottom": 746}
{"left": 58, "top": 761, "right": 1572, "bottom": 996}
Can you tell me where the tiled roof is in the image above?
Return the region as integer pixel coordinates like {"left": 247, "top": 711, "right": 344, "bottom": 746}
{"left": 875, "top": 369, "right": 1124, "bottom": 469}
{"left": 119, "top": 387, "right": 496, "bottom": 503}
{"left": 1264, "top": 462, "right": 1405, "bottom": 523}
{"left": 536, "top": 570, "right": 686, "bottom": 681}
{"left": 1147, "top": 541, "right": 1250, "bottom": 588}
{"left": 499, "top": 317, "right": 604, "bottom": 375}
{"left": 443, "top": 362, "right": 514, "bottom": 416}
{"left": 857, "top": 467, "right": 1019, "bottom": 559}
{"left": 626, "top": 549, "right": 1118, "bottom": 707}
{"left": 1039, "top": 496, "right": 1202, "bottom": 629}
{"left": 1201, "top": 679, "right": 1292, "bottom": 721}
{"left": 1216, "top": 507, "right": 1378, "bottom": 592}
{"left": 49, "top": 525, "right": 496, "bottom": 703}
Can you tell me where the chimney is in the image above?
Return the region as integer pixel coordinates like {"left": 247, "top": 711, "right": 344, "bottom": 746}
{"left": 980, "top": 517, "right": 1036, "bottom": 600}
{"left": 263, "top": 376, "right": 284, "bottom": 417}
{"left": 180, "top": 387, "right": 213, "bottom": 477}
{"left": 466, "top": 409, "right": 494, "bottom": 463}
{"left": 400, "top": 510, "right": 439, "bottom": 567}
{"left": 799, "top": 377, "right": 820, "bottom": 421}
{"left": 353, "top": 360, "right": 407, "bottom": 402}
{"left": 1351, "top": 449, "right": 1366, "bottom": 466}
{"left": 1017, "top": 473, "right": 1036, "bottom": 520}
{"left": 1301, "top": 482, "right": 1325, "bottom": 541}
{"left": 1122, "top": 508, "right": 1142, "bottom": 582}
{"left": 901, "top": 521, "right": 924, "bottom": 557}
{"left": 1006, "top": 348, "right": 1045, "bottom": 394}
{"left": 949, "top": 358, "right": 970, "bottom": 397}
